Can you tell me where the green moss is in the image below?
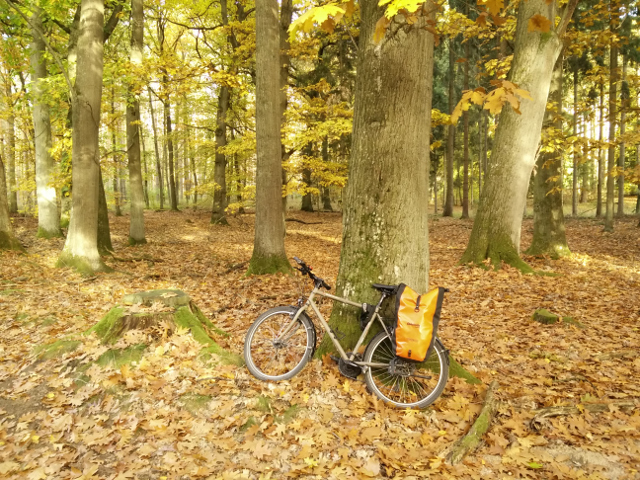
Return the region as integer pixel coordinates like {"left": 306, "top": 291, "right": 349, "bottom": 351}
{"left": 36, "top": 227, "right": 63, "bottom": 239}
{"left": 256, "top": 395, "right": 272, "bottom": 413}
{"left": 128, "top": 236, "right": 148, "bottom": 246}
{"left": 179, "top": 393, "right": 212, "bottom": 415}
{"left": 34, "top": 339, "right": 82, "bottom": 360}
{"left": 191, "top": 303, "right": 228, "bottom": 336}
{"left": 246, "top": 253, "right": 292, "bottom": 275}
{"left": 562, "top": 316, "right": 585, "bottom": 328}
{"left": 448, "top": 356, "right": 482, "bottom": 385}
{"left": 95, "top": 344, "right": 147, "bottom": 368}
{"left": 0, "top": 231, "right": 24, "bottom": 251}
{"left": 85, "top": 307, "right": 125, "bottom": 343}
{"left": 240, "top": 416, "right": 258, "bottom": 432}
{"left": 175, "top": 306, "right": 243, "bottom": 365}
{"left": 532, "top": 308, "right": 559, "bottom": 325}
{"left": 56, "top": 251, "right": 112, "bottom": 275}
{"left": 460, "top": 232, "right": 534, "bottom": 274}
{"left": 60, "top": 216, "right": 70, "bottom": 229}
{"left": 276, "top": 404, "right": 301, "bottom": 423}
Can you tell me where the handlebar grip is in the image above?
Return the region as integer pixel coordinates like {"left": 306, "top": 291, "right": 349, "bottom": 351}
{"left": 322, "top": 280, "right": 331, "bottom": 290}
{"left": 293, "top": 256, "right": 304, "bottom": 265}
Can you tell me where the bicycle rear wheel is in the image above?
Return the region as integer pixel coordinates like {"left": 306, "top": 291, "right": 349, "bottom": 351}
{"left": 244, "top": 306, "right": 316, "bottom": 381}
{"left": 363, "top": 331, "right": 448, "bottom": 409}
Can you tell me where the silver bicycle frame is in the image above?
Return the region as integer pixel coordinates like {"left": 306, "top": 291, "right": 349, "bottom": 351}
{"left": 285, "top": 286, "right": 391, "bottom": 368}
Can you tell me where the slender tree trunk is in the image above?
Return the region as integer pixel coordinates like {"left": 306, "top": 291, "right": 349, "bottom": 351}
{"left": 617, "top": 54, "right": 627, "bottom": 217}
{"left": 572, "top": 69, "right": 578, "bottom": 216}
{"left": 58, "top": 0, "right": 108, "bottom": 274}
{"left": 165, "top": 96, "right": 178, "bottom": 211}
{"left": 317, "top": 0, "right": 435, "bottom": 355}
{"left": 148, "top": 90, "right": 164, "bottom": 209}
{"left": 247, "top": 0, "right": 290, "bottom": 274}
{"left": 31, "top": 7, "right": 62, "bottom": 238}
{"left": 211, "top": 85, "right": 230, "bottom": 224}
{"left": 301, "top": 168, "right": 314, "bottom": 212}
{"left": 126, "top": 0, "right": 146, "bottom": 245}
{"left": 97, "top": 166, "right": 113, "bottom": 254}
{"left": 596, "top": 83, "right": 604, "bottom": 217}
{"left": 140, "top": 124, "right": 149, "bottom": 208}
{"left": 111, "top": 91, "right": 122, "bottom": 216}
{"left": 461, "top": 41, "right": 470, "bottom": 219}
{"left": 443, "top": 38, "right": 455, "bottom": 217}
{"left": 321, "top": 137, "right": 333, "bottom": 211}
{"left": 604, "top": 45, "right": 617, "bottom": 232}
{"left": 0, "top": 153, "right": 22, "bottom": 250}
{"left": 527, "top": 54, "right": 569, "bottom": 258}
{"left": 4, "top": 109, "right": 18, "bottom": 214}
{"left": 461, "top": 0, "right": 573, "bottom": 271}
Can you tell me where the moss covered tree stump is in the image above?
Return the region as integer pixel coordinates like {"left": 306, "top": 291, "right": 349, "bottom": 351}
{"left": 39, "top": 289, "right": 242, "bottom": 365}
{"left": 532, "top": 308, "right": 584, "bottom": 328}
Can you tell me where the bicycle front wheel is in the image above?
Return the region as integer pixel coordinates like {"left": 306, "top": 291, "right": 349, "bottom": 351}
{"left": 364, "top": 332, "right": 449, "bottom": 409}
{"left": 244, "top": 306, "right": 316, "bottom": 381}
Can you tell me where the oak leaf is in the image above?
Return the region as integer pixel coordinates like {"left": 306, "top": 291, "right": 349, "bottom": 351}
{"left": 528, "top": 14, "right": 552, "bottom": 33}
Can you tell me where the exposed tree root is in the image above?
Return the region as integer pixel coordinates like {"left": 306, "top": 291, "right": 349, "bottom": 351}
{"left": 530, "top": 400, "right": 638, "bottom": 431}
{"left": 596, "top": 350, "right": 639, "bottom": 361}
{"left": 285, "top": 218, "right": 322, "bottom": 225}
{"left": 446, "top": 380, "right": 499, "bottom": 465}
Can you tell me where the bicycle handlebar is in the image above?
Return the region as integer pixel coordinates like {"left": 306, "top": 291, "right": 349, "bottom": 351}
{"left": 293, "top": 257, "right": 331, "bottom": 290}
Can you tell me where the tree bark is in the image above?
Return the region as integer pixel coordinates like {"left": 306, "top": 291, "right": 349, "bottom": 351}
{"left": 247, "top": 0, "right": 290, "bottom": 275}
{"left": 461, "top": 40, "right": 470, "bottom": 219}
{"left": 4, "top": 109, "right": 18, "bottom": 214}
{"left": 57, "top": 0, "right": 108, "bottom": 274}
{"left": 596, "top": 83, "right": 604, "bottom": 217}
{"left": 617, "top": 54, "right": 627, "bottom": 217}
{"left": 0, "top": 153, "right": 22, "bottom": 250}
{"left": 30, "top": 6, "right": 62, "bottom": 238}
{"left": 604, "top": 45, "right": 617, "bottom": 232}
{"left": 279, "top": 0, "right": 293, "bottom": 215}
{"left": 527, "top": 54, "right": 569, "bottom": 258}
{"left": 126, "top": 0, "right": 146, "bottom": 244}
{"left": 460, "top": 0, "right": 574, "bottom": 272}
{"left": 321, "top": 138, "right": 333, "bottom": 211}
{"left": 316, "top": 1, "right": 435, "bottom": 355}
{"left": 148, "top": 89, "right": 164, "bottom": 209}
{"left": 97, "top": 166, "right": 114, "bottom": 254}
{"left": 443, "top": 38, "right": 455, "bottom": 217}
{"left": 572, "top": 68, "right": 578, "bottom": 216}
{"left": 165, "top": 96, "right": 178, "bottom": 211}
{"left": 211, "top": 85, "right": 230, "bottom": 224}
{"left": 111, "top": 90, "right": 122, "bottom": 217}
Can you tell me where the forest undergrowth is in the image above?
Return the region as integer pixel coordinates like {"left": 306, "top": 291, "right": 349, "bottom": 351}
{"left": 1, "top": 211, "right": 639, "bottom": 480}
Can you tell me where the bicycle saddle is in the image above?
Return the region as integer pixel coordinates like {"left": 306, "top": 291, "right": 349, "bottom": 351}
{"left": 372, "top": 284, "right": 398, "bottom": 294}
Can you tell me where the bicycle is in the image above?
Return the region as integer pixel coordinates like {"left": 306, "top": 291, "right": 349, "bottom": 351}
{"left": 243, "top": 257, "right": 449, "bottom": 409}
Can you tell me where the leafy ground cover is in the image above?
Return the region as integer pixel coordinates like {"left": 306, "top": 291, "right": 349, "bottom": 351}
{"left": 1, "top": 211, "right": 639, "bottom": 479}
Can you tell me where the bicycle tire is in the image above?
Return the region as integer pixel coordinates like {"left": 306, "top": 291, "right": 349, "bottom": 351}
{"left": 244, "top": 306, "right": 316, "bottom": 381}
{"left": 363, "top": 331, "right": 449, "bottom": 409}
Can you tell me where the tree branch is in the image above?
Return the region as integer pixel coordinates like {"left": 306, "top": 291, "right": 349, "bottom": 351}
{"left": 556, "top": 0, "right": 579, "bottom": 38}
{"left": 4, "top": 0, "right": 76, "bottom": 102}
{"left": 104, "top": 3, "right": 123, "bottom": 41}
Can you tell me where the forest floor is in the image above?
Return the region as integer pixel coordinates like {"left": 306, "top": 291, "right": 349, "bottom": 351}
{"left": 1, "top": 210, "right": 639, "bottom": 480}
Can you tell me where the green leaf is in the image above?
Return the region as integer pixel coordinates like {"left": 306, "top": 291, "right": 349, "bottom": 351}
{"left": 527, "top": 462, "right": 543, "bottom": 469}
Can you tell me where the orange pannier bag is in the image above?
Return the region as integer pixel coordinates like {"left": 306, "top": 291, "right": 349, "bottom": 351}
{"left": 392, "top": 284, "right": 445, "bottom": 362}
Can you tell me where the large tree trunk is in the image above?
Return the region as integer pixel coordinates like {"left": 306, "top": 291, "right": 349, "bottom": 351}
{"left": 211, "top": 85, "right": 230, "bottom": 224}
{"left": 31, "top": 7, "right": 62, "bottom": 238}
{"left": 57, "top": 0, "right": 108, "bottom": 274}
{"left": 443, "top": 38, "right": 455, "bottom": 217}
{"left": 316, "top": 1, "right": 434, "bottom": 355}
{"left": 460, "top": 0, "right": 574, "bottom": 271}
{"left": 126, "top": 0, "right": 146, "bottom": 244}
{"left": 148, "top": 90, "right": 164, "bottom": 209}
{"left": 247, "top": 0, "right": 290, "bottom": 275}
{"left": 527, "top": 54, "right": 569, "bottom": 258}
{"left": 0, "top": 153, "right": 22, "bottom": 251}
{"left": 604, "top": 45, "right": 617, "bottom": 232}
